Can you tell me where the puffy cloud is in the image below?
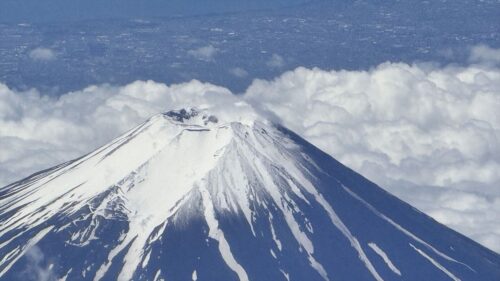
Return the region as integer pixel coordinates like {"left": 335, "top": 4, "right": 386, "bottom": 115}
{"left": 469, "top": 44, "right": 500, "bottom": 65}
{"left": 1, "top": 55, "right": 500, "bottom": 253}
{"left": 229, "top": 67, "right": 249, "bottom": 78}
{"left": 246, "top": 63, "right": 500, "bottom": 189}
{"left": 266, "top": 53, "right": 285, "bottom": 68}
{"left": 245, "top": 62, "right": 500, "bottom": 252}
{"left": 188, "top": 45, "right": 218, "bottom": 61}
{"left": 0, "top": 80, "right": 255, "bottom": 188}
{"left": 28, "top": 48, "right": 56, "bottom": 61}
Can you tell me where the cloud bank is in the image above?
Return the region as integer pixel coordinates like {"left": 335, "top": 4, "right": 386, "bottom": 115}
{"left": 245, "top": 62, "right": 500, "bottom": 253}
{"left": 469, "top": 44, "right": 500, "bottom": 66}
{"left": 1, "top": 52, "right": 500, "bottom": 253}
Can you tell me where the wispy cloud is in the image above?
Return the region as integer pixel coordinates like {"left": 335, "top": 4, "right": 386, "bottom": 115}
{"left": 229, "top": 67, "right": 249, "bottom": 78}
{"left": 29, "top": 48, "right": 56, "bottom": 61}
{"left": 266, "top": 54, "right": 285, "bottom": 68}
{"left": 20, "top": 246, "right": 56, "bottom": 281}
{"left": 188, "top": 45, "right": 218, "bottom": 61}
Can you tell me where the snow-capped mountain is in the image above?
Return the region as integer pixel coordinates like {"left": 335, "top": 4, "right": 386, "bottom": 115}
{"left": 0, "top": 108, "right": 499, "bottom": 281}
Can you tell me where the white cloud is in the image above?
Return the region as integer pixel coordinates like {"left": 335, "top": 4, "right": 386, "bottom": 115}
{"left": 469, "top": 44, "right": 500, "bottom": 65}
{"left": 246, "top": 63, "right": 500, "bottom": 189}
{"left": 229, "top": 67, "right": 249, "bottom": 78}
{"left": 1, "top": 51, "right": 500, "bottom": 253}
{"left": 245, "top": 62, "right": 500, "bottom": 253}
{"left": 187, "top": 45, "right": 218, "bottom": 61}
{"left": 21, "top": 246, "right": 56, "bottom": 281}
{"left": 266, "top": 54, "right": 285, "bottom": 68}
{"left": 0, "top": 80, "right": 256, "bottom": 188}
{"left": 29, "top": 48, "right": 56, "bottom": 61}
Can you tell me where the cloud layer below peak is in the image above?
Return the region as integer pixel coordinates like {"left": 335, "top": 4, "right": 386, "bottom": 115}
{"left": 1, "top": 60, "right": 500, "bottom": 253}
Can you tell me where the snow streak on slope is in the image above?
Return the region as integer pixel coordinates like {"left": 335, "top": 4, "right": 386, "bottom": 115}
{"left": 200, "top": 184, "right": 249, "bottom": 281}
{"left": 368, "top": 242, "right": 401, "bottom": 276}
{"left": 341, "top": 185, "right": 473, "bottom": 270}
{"left": 410, "top": 244, "right": 461, "bottom": 281}
{"left": 0, "top": 108, "right": 500, "bottom": 281}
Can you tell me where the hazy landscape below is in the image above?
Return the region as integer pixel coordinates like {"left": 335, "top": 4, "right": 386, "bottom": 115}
{"left": 1, "top": 0, "right": 499, "bottom": 95}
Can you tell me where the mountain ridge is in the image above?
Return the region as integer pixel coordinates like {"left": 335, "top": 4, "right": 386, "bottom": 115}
{"left": 0, "top": 108, "right": 499, "bottom": 281}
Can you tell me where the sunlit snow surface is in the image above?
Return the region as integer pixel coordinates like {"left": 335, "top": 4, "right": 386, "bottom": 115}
{"left": 0, "top": 108, "right": 499, "bottom": 280}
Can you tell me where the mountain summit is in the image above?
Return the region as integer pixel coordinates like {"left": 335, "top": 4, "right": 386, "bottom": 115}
{"left": 0, "top": 108, "right": 499, "bottom": 281}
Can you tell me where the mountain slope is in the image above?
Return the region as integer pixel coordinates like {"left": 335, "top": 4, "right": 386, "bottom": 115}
{"left": 0, "top": 108, "right": 499, "bottom": 281}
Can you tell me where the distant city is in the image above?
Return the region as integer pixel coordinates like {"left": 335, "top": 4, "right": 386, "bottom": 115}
{"left": 1, "top": 0, "right": 499, "bottom": 95}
